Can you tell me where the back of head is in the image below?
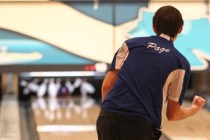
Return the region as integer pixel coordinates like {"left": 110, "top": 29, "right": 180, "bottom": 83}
{"left": 153, "top": 5, "right": 183, "bottom": 38}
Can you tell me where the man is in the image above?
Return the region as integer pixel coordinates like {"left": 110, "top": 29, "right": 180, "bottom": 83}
{"left": 96, "top": 5, "right": 206, "bottom": 140}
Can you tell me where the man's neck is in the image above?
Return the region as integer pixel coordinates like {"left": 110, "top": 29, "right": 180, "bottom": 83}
{"left": 160, "top": 33, "right": 177, "bottom": 42}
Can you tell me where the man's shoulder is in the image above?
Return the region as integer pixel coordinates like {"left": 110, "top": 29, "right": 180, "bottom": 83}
{"left": 125, "top": 36, "right": 153, "bottom": 47}
{"left": 125, "top": 36, "right": 152, "bottom": 43}
{"left": 172, "top": 48, "right": 190, "bottom": 70}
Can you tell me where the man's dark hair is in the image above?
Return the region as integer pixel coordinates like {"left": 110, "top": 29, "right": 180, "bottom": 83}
{"left": 153, "top": 5, "right": 184, "bottom": 38}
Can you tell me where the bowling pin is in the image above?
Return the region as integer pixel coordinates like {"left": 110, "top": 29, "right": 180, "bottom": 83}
{"left": 23, "top": 79, "right": 39, "bottom": 95}
{"left": 23, "top": 87, "right": 30, "bottom": 95}
{"left": 37, "top": 78, "right": 48, "bottom": 98}
{"left": 28, "top": 78, "right": 40, "bottom": 93}
{"left": 73, "top": 78, "right": 82, "bottom": 88}
{"left": 20, "top": 80, "right": 27, "bottom": 87}
{"left": 55, "top": 78, "right": 61, "bottom": 94}
{"left": 65, "top": 79, "right": 75, "bottom": 94}
{"left": 80, "top": 79, "right": 95, "bottom": 98}
{"left": 21, "top": 80, "right": 30, "bottom": 95}
{"left": 48, "top": 78, "right": 57, "bottom": 98}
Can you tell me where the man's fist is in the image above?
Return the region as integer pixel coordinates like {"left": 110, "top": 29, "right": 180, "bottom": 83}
{"left": 192, "top": 95, "right": 206, "bottom": 112}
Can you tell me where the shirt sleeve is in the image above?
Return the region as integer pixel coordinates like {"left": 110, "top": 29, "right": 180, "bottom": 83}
{"left": 168, "top": 68, "right": 190, "bottom": 105}
{"left": 109, "top": 42, "right": 129, "bottom": 70}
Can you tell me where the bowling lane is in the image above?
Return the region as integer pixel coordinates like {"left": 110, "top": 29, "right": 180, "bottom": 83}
{"left": 32, "top": 97, "right": 100, "bottom": 140}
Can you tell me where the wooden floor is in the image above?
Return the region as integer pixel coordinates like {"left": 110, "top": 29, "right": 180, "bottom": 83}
{"left": 32, "top": 96, "right": 99, "bottom": 140}
{"left": 0, "top": 95, "right": 21, "bottom": 140}
{"left": 31, "top": 97, "right": 210, "bottom": 140}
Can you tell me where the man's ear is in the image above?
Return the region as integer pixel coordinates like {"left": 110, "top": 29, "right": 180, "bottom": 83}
{"left": 153, "top": 25, "right": 157, "bottom": 33}
{"left": 178, "top": 26, "right": 183, "bottom": 34}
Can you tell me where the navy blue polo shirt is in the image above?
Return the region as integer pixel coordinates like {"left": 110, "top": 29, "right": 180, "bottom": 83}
{"left": 101, "top": 34, "right": 190, "bottom": 128}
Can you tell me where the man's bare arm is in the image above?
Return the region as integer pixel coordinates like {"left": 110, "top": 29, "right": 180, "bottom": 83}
{"left": 101, "top": 69, "right": 119, "bottom": 101}
{"left": 166, "top": 95, "right": 205, "bottom": 121}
